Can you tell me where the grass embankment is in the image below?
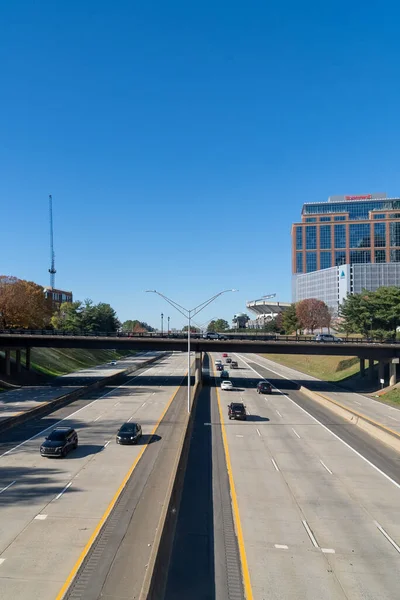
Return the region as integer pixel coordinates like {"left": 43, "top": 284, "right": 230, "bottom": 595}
{"left": 261, "top": 354, "right": 360, "bottom": 382}
{"left": 378, "top": 387, "right": 400, "bottom": 405}
{"left": 20, "top": 348, "right": 133, "bottom": 377}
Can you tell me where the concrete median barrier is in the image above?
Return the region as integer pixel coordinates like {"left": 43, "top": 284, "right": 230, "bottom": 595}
{"left": 300, "top": 386, "right": 400, "bottom": 454}
{"left": 0, "top": 354, "right": 164, "bottom": 435}
{"left": 139, "top": 361, "right": 203, "bottom": 600}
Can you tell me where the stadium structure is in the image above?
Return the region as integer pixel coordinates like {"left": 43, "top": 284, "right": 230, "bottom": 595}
{"left": 246, "top": 298, "right": 291, "bottom": 328}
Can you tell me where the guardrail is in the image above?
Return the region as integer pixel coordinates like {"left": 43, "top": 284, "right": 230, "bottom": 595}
{"left": 0, "top": 329, "right": 398, "bottom": 344}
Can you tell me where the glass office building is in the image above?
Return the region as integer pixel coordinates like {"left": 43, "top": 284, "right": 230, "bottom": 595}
{"left": 291, "top": 194, "right": 400, "bottom": 313}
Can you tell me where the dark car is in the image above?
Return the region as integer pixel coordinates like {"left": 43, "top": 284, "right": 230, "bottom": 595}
{"left": 220, "top": 370, "right": 230, "bottom": 378}
{"left": 116, "top": 422, "right": 142, "bottom": 445}
{"left": 40, "top": 427, "right": 78, "bottom": 458}
{"left": 216, "top": 364, "right": 223, "bottom": 371}
{"left": 228, "top": 402, "right": 247, "bottom": 420}
{"left": 230, "top": 360, "right": 238, "bottom": 369}
{"left": 257, "top": 381, "right": 272, "bottom": 394}
{"left": 226, "top": 357, "right": 232, "bottom": 364}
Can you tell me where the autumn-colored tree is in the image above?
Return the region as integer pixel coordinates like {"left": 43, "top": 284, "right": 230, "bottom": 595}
{"left": 296, "top": 298, "right": 331, "bottom": 333}
{"left": 0, "top": 276, "right": 52, "bottom": 328}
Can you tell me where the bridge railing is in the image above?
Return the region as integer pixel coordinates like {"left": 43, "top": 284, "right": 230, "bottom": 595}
{"left": 0, "top": 330, "right": 399, "bottom": 344}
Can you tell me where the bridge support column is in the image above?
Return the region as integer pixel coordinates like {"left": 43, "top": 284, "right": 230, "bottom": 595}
{"left": 25, "top": 347, "right": 31, "bottom": 370}
{"left": 15, "top": 349, "right": 21, "bottom": 373}
{"left": 195, "top": 351, "right": 203, "bottom": 385}
{"left": 5, "top": 349, "right": 11, "bottom": 377}
{"left": 390, "top": 361, "right": 397, "bottom": 387}
{"left": 359, "top": 358, "right": 365, "bottom": 377}
{"left": 368, "top": 358, "right": 375, "bottom": 380}
{"left": 379, "top": 360, "right": 386, "bottom": 385}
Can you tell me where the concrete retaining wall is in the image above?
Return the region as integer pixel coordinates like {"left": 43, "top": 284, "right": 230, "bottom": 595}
{"left": 0, "top": 354, "right": 163, "bottom": 435}
{"left": 300, "top": 386, "right": 400, "bottom": 454}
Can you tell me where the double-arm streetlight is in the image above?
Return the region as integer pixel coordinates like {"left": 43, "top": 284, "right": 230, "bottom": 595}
{"left": 146, "top": 289, "right": 238, "bottom": 412}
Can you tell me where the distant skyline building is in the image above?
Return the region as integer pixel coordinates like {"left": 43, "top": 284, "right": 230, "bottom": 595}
{"left": 44, "top": 286, "right": 73, "bottom": 310}
{"left": 291, "top": 193, "right": 400, "bottom": 313}
{"left": 246, "top": 298, "right": 290, "bottom": 328}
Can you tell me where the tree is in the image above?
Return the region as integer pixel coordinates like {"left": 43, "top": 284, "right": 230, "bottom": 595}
{"left": 51, "top": 301, "right": 83, "bottom": 332}
{"left": 207, "top": 318, "right": 229, "bottom": 332}
{"left": 339, "top": 287, "right": 400, "bottom": 337}
{"left": 122, "top": 320, "right": 155, "bottom": 332}
{"left": 296, "top": 299, "right": 330, "bottom": 333}
{"left": 0, "top": 276, "right": 52, "bottom": 329}
{"left": 282, "top": 304, "right": 300, "bottom": 334}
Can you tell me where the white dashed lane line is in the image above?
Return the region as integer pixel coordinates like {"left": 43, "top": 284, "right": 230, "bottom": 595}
{"left": 0, "top": 480, "right": 16, "bottom": 494}
{"left": 271, "top": 458, "right": 279, "bottom": 472}
{"left": 320, "top": 460, "right": 333, "bottom": 475}
{"left": 292, "top": 428, "right": 301, "bottom": 439}
{"left": 55, "top": 481, "right": 72, "bottom": 500}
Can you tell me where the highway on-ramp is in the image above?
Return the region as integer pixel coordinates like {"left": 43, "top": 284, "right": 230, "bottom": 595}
{"left": 0, "top": 351, "right": 188, "bottom": 600}
{"left": 212, "top": 351, "right": 400, "bottom": 600}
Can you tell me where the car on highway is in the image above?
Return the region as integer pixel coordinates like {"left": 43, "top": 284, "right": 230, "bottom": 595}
{"left": 203, "top": 332, "right": 227, "bottom": 340}
{"left": 109, "top": 361, "right": 117, "bottom": 365}
{"left": 215, "top": 359, "right": 222, "bottom": 365}
{"left": 222, "top": 353, "right": 228, "bottom": 357}
{"left": 221, "top": 380, "right": 233, "bottom": 391}
{"left": 40, "top": 427, "right": 78, "bottom": 458}
{"left": 314, "top": 334, "right": 342, "bottom": 343}
{"left": 230, "top": 360, "right": 238, "bottom": 369}
{"left": 220, "top": 369, "right": 230, "bottom": 378}
{"left": 257, "top": 380, "right": 272, "bottom": 394}
{"left": 228, "top": 402, "right": 247, "bottom": 420}
{"left": 116, "top": 422, "right": 142, "bottom": 445}
{"left": 216, "top": 364, "right": 223, "bottom": 371}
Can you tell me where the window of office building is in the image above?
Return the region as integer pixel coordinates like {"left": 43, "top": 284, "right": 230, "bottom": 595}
{"left": 392, "top": 213, "right": 400, "bottom": 219}
{"left": 350, "top": 250, "right": 371, "bottom": 264}
{"left": 374, "top": 222, "right": 386, "bottom": 247}
{"left": 350, "top": 223, "right": 370, "bottom": 248}
{"left": 334, "top": 224, "right": 346, "bottom": 248}
{"left": 390, "top": 249, "right": 400, "bottom": 262}
{"left": 296, "top": 253, "right": 303, "bottom": 273}
{"left": 390, "top": 222, "right": 400, "bottom": 247}
{"left": 296, "top": 227, "right": 303, "bottom": 250}
{"left": 320, "top": 252, "right": 331, "bottom": 270}
{"left": 335, "top": 251, "right": 346, "bottom": 266}
{"left": 320, "top": 216, "right": 331, "bottom": 222}
{"left": 375, "top": 250, "right": 386, "bottom": 263}
{"left": 303, "top": 200, "right": 388, "bottom": 220}
{"left": 373, "top": 213, "right": 386, "bottom": 219}
{"left": 320, "top": 225, "right": 331, "bottom": 249}
{"left": 305, "top": 217, "right": 316, "bottom": 222}
{"left": 306, "top": 252, "right": 317, "bottom": 273}
{"left": 334, "top": 216, "right": 346, "bottom": 221}
{"left": 306, "top": 226, "right": 317, "bottom": 250}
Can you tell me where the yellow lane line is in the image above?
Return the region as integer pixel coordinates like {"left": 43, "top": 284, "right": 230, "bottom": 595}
{"left": 55, "top": 373, "right": 186, "bottom": 600}
{"left": 211, "top": 356, "right": 254, "bottom": 600}
{"left": 312, "top": 390, "right": 400, "bottom": 438}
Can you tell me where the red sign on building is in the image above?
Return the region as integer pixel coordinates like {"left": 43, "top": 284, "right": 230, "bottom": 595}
{"left": 345, "top": 195, "right": 372, "bottom": 200}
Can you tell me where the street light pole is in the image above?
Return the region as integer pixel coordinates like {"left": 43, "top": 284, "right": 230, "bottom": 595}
{"left": 146, "top": 289, "right": 238, "bottom": 412}
{"left": 161, "top": 313, "right": 164, "bottom": 336}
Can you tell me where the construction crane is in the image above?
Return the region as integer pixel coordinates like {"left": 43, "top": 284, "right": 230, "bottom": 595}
{"left": 48, "top": 194, "right": 56, "bottom": 288}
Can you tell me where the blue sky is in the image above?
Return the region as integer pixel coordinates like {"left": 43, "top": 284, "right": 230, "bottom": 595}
{"left": 1, "top": 1, "right": 400, "bottom": 328}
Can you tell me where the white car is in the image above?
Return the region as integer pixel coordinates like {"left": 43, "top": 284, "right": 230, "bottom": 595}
{"left": 215, "top": 360, "right": 222, "bottom": 365}
{"left": 221, "top": 380, "right": 233, "bottom": 391}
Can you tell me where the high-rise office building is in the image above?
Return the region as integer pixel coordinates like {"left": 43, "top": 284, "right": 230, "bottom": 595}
{"left": 291, "top": 193, "right": 400, "bottom": 313}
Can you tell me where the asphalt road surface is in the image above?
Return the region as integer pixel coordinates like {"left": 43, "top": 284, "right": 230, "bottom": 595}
{"left": 0, "top": 352, "right": 187, "bottom": 600}
{"left": 0, "top": 352, "right": 162, "bottom": 423}
{"left": 213, "top": 351, "right": 400, "bottom": 600}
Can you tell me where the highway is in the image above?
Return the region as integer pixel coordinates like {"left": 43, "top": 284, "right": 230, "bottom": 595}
{"left": 236, "top": 353, "right": 400, "bottom": 435}
{"left": 213, "top": 352, "right": 400, "bottom": 600}
{"left": 0, "top": 352, "right": 161, "bottom": 424}
{"left": 0, "top": 351, "right": 188, "bottom": 600}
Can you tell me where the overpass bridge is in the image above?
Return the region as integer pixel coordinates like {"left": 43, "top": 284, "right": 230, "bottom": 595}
{"left": 1, "top": 332, "right": 400, "bottom": 384}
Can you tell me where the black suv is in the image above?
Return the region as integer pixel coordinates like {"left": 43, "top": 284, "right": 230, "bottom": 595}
{"left": 40, "top": 427, "right": 78, "bottom": 458}
{"left": 228, "top": 402, "right": 247, "bottom": 421}
{"left": 116, "top": 422, "right": 142, "bottom": 445}
{"left": 257, "top": 381, "right": 272, "bottom": 394}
